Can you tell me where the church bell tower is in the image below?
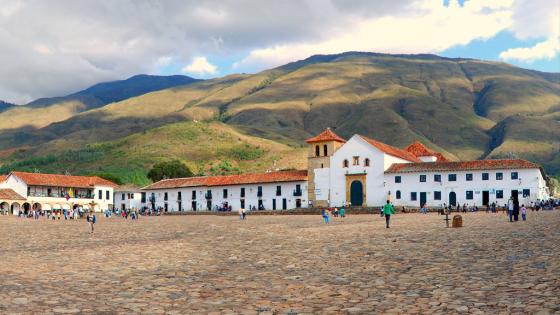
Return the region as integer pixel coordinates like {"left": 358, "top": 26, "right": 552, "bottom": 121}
{"left": 305, "top": 128, "right": 345, "bottom": 207}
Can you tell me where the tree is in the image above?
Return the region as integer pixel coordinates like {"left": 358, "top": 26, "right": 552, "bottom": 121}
{"left": 147, "top": 160, "right": 193, "bottom": 182}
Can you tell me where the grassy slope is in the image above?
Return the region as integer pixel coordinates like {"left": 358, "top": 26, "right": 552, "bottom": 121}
{"left": 0, "top": 121, "right": 306, "bottom": 186}
{"left": 0, "top": 52, "right": 558, "bottom": 183}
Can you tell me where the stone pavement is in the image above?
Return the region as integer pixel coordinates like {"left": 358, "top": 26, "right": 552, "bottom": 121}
{"left": 0, "top": 211, "right": 558, "bottom": 314}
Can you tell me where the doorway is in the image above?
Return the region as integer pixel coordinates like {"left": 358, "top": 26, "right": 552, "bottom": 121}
{"left": 191, "top": 201, "right": 197, "bottom": 211}
{"left": 272, "top": 199, "right": 277, "bottom": 210}
{"left": 420, "top": 192, "right": 427, "bottom": 208}
{"left": 350, "top": 181, "right": 363, "bottom": 206}
{"left": 482, "top": 191, "right": 489, "bottom": 206}
{"left": 282, "top": 198, "right": 287, "bottom": 210}
{"left": 449, "top": 191, "right": 457, "bottom": 207}
{"left": 296, "top": 199, "right": 301, "bottom": 208}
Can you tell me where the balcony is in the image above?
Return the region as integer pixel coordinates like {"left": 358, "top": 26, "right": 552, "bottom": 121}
{"left": 257, "top": 191, "right": 263, "bottom": 198}
{"left": 293, "top": 189, "right": 303, "bottom": 197}
{"left": 148, "top": 196, "right": 156, "bottom": 203}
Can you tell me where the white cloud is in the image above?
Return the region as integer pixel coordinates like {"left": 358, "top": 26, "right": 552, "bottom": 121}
{"left": 182, "top": 56, "right": 217, "bottom": 75}
{"left": 500, "top": 37, "right": 560, "bottom": 62}
{"left": 235, "top": 0, "right": 514, "bottom": 70}
{"left": 0, "top": 0, "right": 557, "bottom": 103}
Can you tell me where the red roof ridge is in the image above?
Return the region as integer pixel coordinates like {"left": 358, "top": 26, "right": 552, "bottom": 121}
{"left": 10, "top": 171, "right": 118, "bottom": 188}
{"left": 385, "top": 158, "right": 541, "bottom": 173}
{"left": 305, "top": 128, "right": 346, "bottom": 143}
{"left": 142, "top": 170, "right": 308, "bottom": 190}
{"left": 359, "top": 135, "right": 421, "bottom": 162}
{"left": 405, "top": 141, "right": 448, "bottom": 162}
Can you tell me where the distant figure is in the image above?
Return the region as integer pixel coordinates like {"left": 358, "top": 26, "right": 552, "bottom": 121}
{"left": 491, "top": 202, "right": 496, "bottom": 213}
{"left": 322, "top": 209, "right": 330, "bottom": 224}
{"left": 86, "top": 211, "right": 96, "bottom": 234}
{"left": 462, "top": 204, "right": 467, "bottom": 213}
{"left": 383, "top": 200, "right": 395, "bottom": 228}
{"left": 508, "top": 198, "right": 514, "bottom": 222}
{"left": 238, "top": 207, "right": 244, "bottom": 220}
{"left": 339, "top": 206, "right": 345, "bottom": 218}
{"left": 242, "top": 207, "right": 247, "bottom": 220}
{"left": 420, "top": 203, "right": 428, "bottom": 214}
{"left": 521, "top": 204, "right": 527, "bottom": 221}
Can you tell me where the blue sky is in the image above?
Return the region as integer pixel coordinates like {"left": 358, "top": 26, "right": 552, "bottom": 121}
{"left": 0, "top": 0, "right": 558, "bottom": 103}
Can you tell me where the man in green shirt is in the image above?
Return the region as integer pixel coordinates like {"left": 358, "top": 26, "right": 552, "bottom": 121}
{"left": 383, "top": 200, "right": 395, "bottom": 228}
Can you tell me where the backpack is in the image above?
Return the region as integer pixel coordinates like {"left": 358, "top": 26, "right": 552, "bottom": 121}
{"left": 92, "top": 215, "right": 96, "bottom": 224}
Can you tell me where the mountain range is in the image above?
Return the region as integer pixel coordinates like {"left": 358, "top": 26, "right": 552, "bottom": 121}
{"left": 0, "top": 52, "right": 558, "bottom": 186}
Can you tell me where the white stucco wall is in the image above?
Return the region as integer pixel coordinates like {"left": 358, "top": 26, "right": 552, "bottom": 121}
{"left": 143, "top": 181, "right": 308, "bottom": 212}
{"left": 385, "top": 168, "right": 547, "bottom": 208}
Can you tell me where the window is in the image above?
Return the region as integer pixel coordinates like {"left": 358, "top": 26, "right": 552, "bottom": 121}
{"left": 411, "top": 192, "right": 417, "bottom": 201}
{"left": 466, "top": 191, "right": 473, "bottom": 200}
{"left": 178, "top": 191, "right": 182, "bottom": 200}
{"left": 434, "top": 174, "right": 441, "bottom": 182}
{"left": 315, "top": 145, "right": 320, "bottom": 157}
{"left": 496, "top": 172, "right": 503, "bottom": 180}
{"left": 448, "top": 174, "right": 457, "bottom": 182}
{"left": 496, "top": 190, "right": 503, "bottom": 199}
{"left": 482, "top": 172, "right": 489, "bottom": 180}
{"left": 396, "top": 190, "right": 401, "bottom": 199}
{"left": 276, "top": 185, "right": 282, "bottom": 196}
{"left": 240, "top": 199, "right": 245, "bottom": 209}
{"left": 141, "top": 192, "right": 146, "bottom": 203}
{"left": 353, "top": 156, "right": 359, "bottom": 165}
{"left": 364, "top": 158, "right": 370, "bottom": 167}
{"left": 192, "top": 190, "right": 196, "bottom": 200}
{"left": 240, "top": 188, "right": 245, "bottom": 198}
{"left": 323, "top": 145, "right": 328, "bottom": 156}
{"left": 511, "top": 172, "right": 519, "bottom": 180}
{"left": 466, "top": 173, "right": 473, "bottom": 181}
{"left": 121, "top": 193, "right": 125, "bottom": 200}
{"left": 343, "top": 159, "right": 349, "bottom": 168}
{"left": 98, "top": 190, "right": 102, "bottom": 200}
{"left": 223, "top": 189, "right": 228, "bottom": 199}
{"left": 257, "top": 186, "right": 263, "bottom": 197}
{"left": 395, "top": 176, "right": 401, "bottom": 183}
{"left": 106, "top": 190, "right": 110, "bottom": 200}
{"left": 420, "top": 175, "right": 426, "bottom": 182}
{"left": 523, "top": 189, "right": 530, "bottom": 198}
{"left": 164, "top": 192, "right": 168, "bottom": 201}
{"left": 434, "top": 191, "right": 441, "bottom": 200}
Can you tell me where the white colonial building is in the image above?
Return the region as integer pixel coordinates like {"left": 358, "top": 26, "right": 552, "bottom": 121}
{"left": 0, "top": 171, "right": 117, "bottom": 214}
{"left": 141, "top": 171, "right": 308, "bottom": 212}
{"left": 306, "top": 128, "right": 550, "bottom": 209}
{"left": 114, "top": 186, "right": 143, "bottom": 211}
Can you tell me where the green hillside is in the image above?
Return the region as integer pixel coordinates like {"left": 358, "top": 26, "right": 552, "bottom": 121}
{"left": 0, "top": 52, "right": 558, "bottom": 184}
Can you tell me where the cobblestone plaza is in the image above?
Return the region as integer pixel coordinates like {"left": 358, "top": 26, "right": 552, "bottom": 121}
{"left": 0, "top": 212, "right": 558, "bottom": 314}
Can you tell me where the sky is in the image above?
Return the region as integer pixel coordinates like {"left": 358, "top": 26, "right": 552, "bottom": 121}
{"left": 0, "top": 0, "right": 558, "bottom": 104}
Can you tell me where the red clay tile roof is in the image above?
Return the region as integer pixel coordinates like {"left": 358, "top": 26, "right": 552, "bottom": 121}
{"left": 305, "top": 128, "right": 346, "bottom": 143}
{"left": 141, "top": 176, "right": 208, "bottom": 190}
{"left": 359, "top": 136, "right": 421, "bottom": 162}
{"left": 385, "top": 159, "right": 540, "bottom": 173}
{"left": 0, "top": 188, "right": 25, "bottom": 200}
{"left": 142, "top": 170, "right": 308, "bottom": 190}
{"left": 11, "top": 171, "right": 118, "bottom": 188}
{"left": 405, "top": 141, "right": 448, "bottom": 162}
{"left": 0, "top": 175, "right": 6, "bottom": 182}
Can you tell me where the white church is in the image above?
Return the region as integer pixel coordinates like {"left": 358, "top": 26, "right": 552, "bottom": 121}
{"left": 306, "top": 128, "right": 550, "bottom": 209}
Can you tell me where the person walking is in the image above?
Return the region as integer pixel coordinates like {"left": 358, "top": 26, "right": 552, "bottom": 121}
{"left": 322, "top": 209, "right": 330, "bottom": 224}
{"left": 521, "top": 204, "right": 527, "bottom": 221}
{"left": 383, "top": 200, "right": 395, "bottom": 228}
{"left": 508, "top": 197, "right": 514, "bottom": 222}
{"left": 238, "top": 207, "right": 244, "bottom": 220}
{"left": 242, "top": 207, "right": 247, "bottom": 220}
{"left": 86, "top": 211, "right": 96, "bottom": 234}
{"left": 339, "top": 206, "right": 345, "bottom": 218}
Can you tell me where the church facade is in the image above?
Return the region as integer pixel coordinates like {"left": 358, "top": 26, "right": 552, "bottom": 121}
{"left": 306, "top": 129, "right": 550, "bottom": 209}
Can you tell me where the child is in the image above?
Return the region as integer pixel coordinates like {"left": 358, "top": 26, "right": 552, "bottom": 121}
{"left": 521, "top": 204, "right": 527, "bottom": 221}
{"left": 86, "top": 211, "right": 96, "bottom": 234}
{"left": 322, "top": 209, "right": 330, "bottom": 224}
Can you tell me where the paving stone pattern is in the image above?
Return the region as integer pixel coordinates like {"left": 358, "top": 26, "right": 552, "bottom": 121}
{"left": 0, "top": 212, "right": 559, "bottom": 314}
